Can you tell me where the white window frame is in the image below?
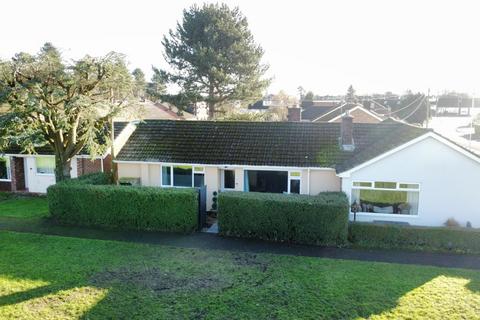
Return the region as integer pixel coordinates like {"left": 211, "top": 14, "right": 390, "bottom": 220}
{"left": 35, "top": 156, "right": 55, "bottom": 176}
{"left": 288, "top": 170, "right": 301, "bottom": 194}
{"left": 193, "top": 166, "right": 205, "bottom": 188}
{"left": 351, "top": 180, "right": 420, "bottom": 217}
{"left": 161, "top": 164, "right": 205, "bottom": 188}
{"left": 0, "top": 156, "right": 11, "bottom": 181}
{"left": 221, "top": 169, "right": 236, "bottom": 191}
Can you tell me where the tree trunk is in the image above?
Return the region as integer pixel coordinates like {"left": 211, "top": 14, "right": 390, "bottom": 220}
{"left": 208, "top": 83, "right": 215, "bottom": 120}
{"left": 110, "top": 118, "right": 118, "bottom": 184}
{"left": 54, "top": 156, "right": 72, "bottom": 182}
{"left": 208, "top": 101, "right": 215, "bottom": 120}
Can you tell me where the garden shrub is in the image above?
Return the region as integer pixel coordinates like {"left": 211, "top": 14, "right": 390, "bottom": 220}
{"left": 47, "top": 176, "right": 198, "bottom": 233}
{"left": 68, "top": 172, "right": 113, "bottom": 185}
{"left": 348, "top": 222, "right": 480, "bottom": 254}
{"left": 218, "top": 191, "right": 349, "bottom": 246}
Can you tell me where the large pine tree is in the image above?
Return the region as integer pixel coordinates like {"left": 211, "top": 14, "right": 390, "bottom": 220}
{"left": 161, "top": 3, "right": 270, "bottom": 119}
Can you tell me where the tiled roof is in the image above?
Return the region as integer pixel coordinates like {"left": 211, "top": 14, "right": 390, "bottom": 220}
{"left": 116, "top": 119, "right": 430, "bottom": 172}
{"left": 1, "top": 122, "right": 128, "bottom": 156}
{"left": 113, "top": 121, "right": 128, "bottom": 139}
{"left": 301, "top": 106, "right": 336, "bottom": 121}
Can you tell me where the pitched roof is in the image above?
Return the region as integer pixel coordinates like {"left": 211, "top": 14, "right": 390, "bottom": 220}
{"left": 116, "top": 119, "right": 430, "bottom": 172}
{"left": 1, "top": 122, "right": 128, "bottom": 156}
{"left": 301, "top": 106, "right": 336, "bottom": 121}
{"left": 309, "top": 103, "right": 383, "bottom": 123}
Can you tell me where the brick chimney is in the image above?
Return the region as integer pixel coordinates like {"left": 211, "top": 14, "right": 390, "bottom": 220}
{"left": 340, "top": 111, "right": 355, "bottom": 151}
{"left": 287, "top": 107, "right": 301, "bottom": 122}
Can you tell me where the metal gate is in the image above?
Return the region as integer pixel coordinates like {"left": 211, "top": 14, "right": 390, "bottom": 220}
{"left": 197, "top": 185, "right": 207, "bottom": 230}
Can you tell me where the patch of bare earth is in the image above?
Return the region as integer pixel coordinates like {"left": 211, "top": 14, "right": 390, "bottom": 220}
{"left": 232, "top": 253, "right": 270, "bottom": 273}
{"left": 90, "top": 266, "right": 230, "bottom": 294}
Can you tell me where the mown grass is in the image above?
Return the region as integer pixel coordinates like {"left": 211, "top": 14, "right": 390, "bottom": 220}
{"left": 0, "top": 231, "right": 479, "bottom": 319}
{"left": 0, "top": 195, "right": 48, "bottom": 218}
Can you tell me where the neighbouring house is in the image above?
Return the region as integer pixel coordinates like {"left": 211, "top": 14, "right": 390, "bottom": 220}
{"left": 435, "top": 94, "right": 480, "bottom": 116}
{"left": 0, "top": 121, "right": 136, "bottom": 193}
{"left": 115, "top": 116, "right": 480, "bottom": 227}
{"left": 302, "top": 102, "right": 384, "bottom": 123}
{"left": 116, "top": 100, "right": 196, "bottom": 121}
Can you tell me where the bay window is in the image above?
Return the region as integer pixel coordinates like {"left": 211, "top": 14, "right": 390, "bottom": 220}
{"left": 161, "top": 165, "right": 205, "bottom": 187}
{"left": 351, "top": 181, "right": 419, "bottom": 215}
{"left": 0, "top": 157, "right": 11, "bottom": 181}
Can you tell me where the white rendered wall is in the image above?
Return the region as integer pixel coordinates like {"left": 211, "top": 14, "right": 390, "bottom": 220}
{"left": 342, "top": 136, "right": 480, "bottom": 227}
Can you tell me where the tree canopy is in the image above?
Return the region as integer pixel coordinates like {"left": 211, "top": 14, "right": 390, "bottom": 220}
{"left": 0, "top": 43, "right": 134, "bottom": 181}
{"left": 161, "top": 3, "right": 270, "bottom": 119}
{"left": 346, "top": 85, "right": 357, "bottom": 103}
{"left": 145, "top": 67, "right": 167, "bottom": 103}
{"left": 132, "top": 68, "right": 146, "bottom": 99}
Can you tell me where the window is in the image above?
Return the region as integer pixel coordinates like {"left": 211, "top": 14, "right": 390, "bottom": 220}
{"left": 352, "top": 181, "right": 419, "bottom": 215}
{"left": 223, "top": 170, "right": 235, "bottom": 189}
{"left": 173, "top": 166, "right": 192, "bottom": 187}
{"left": 161, "top": 165, "right": 205, "bottom": 188}
{"left": 194, "top": 167, "right": 205, "bottom": 187}
{"left": 36, "top": 157, "right": 55, "bottom": 175}
{"left": 161, "top": 166, "right": 171, "bottom": 186}
{"left": 289, "top": 171, "right": 301, "bottom": 194}
{"left": 0, "top": 157, "right": 11, "bottom": 180}
{"left": 290, "top": 180, "right": 300, "bottom": 194}
{"left": 244, "top": 170, "right": 286, "bottom": 193}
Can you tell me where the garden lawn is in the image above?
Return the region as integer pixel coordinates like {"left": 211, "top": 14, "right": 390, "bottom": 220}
{"left": 0, "top": 196, "right": 48, "bottom": 219}
{"left": 0, "top": 232, "right": 479, "bottom": 319}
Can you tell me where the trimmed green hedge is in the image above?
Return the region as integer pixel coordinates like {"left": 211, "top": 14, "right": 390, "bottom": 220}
{"left": 67, "top": 172, "right": 113, "bottom": 185}
{"left": 349, "top": 222, "right": 480, "bottom": 254}
{"left": 47, "top": 175, "right": 198, "bottom": 233}
{"left": 218, "top": 191, "right": 349, "bottom": 245}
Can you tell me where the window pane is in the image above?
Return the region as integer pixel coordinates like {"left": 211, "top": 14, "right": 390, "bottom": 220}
{"left": 194, "top": 166, "right": 204, "bottom": 172}
{"left": 36, "top": 157, "right": 55, "bottom": 174}
{"left": 399, "top": 183, "right": 419, "bottom": 189}
{"left": 224, "top": 170, "right": 235, "bottom": 189}
{"left": 173, "top": 166, "right": 192, "bottom": 187}
{"left": 290, "top": 179, "right": 300, "bottom": 194}
{"left": 245, "top": 170, "right": 287, "bottom": 193}
{"left": 290, "top": 171, "right": 301, "bottom": 178}
{"left": 351, "top": 189, "right": 418, "bottom": 215}
{"left": 194, "top": 173, "right": 205, "bottom": 187}
{"left": 0, "top": 157, "right": 10, "bottom": 180}
{"left": 374, "top": 181, "right": 397, "bottom": 189}
{"left": 161, "top": 166, "right": 171, "bottom": 186}
{"left": 353, "top": 181, "right": 372, "bottom": 187}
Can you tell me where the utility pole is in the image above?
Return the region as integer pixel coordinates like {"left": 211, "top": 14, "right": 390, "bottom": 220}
{"left": 425, "top": 88, "right": 430, "bottom": 128}
{"left": 469, "top": 92, "right": 475, "bottom": 150}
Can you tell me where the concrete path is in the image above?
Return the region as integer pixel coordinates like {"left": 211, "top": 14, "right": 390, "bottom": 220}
{"left": 1, "top": 217, "right": 480, "bottom": 270}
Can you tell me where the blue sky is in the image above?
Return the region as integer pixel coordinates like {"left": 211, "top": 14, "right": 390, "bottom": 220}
{"left": 1, "top": 0, "right": 479, "bottom": 96}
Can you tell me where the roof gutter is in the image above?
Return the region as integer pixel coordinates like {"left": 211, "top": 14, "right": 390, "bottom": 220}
{"left": 113, "top": 159, "right": 336, "bottom": 171}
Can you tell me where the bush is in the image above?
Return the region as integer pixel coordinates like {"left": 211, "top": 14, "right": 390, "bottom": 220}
{"left": 218, "top": 191, "right": 349, "bottom": 246}
{"left": 348, "top": 222, "right": 480, "bottom": 254}
{"left": 47, "top": 179, "right": 198, "bottom": 233}
{"left": 69, "top": 172, "right": 113, "bottom": 185}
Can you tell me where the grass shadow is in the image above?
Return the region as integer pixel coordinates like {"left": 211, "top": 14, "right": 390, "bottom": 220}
{"left": 0, "top": 232, "right": 479, "bottom": 319}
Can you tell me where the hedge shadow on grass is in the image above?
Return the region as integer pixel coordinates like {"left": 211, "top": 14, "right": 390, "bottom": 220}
{"left": 2, "top": 232, "right": 480, "bottom": 319}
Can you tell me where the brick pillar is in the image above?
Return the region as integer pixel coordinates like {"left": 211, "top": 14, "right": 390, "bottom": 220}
{"left": 10, "top": 157, "right": 17, "bottom": 191}
{"left": 9, "top": 157, "right": 26, "bottom": 192}
{"left": 287, "top": 107, "right": 301, "bottom": 122}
